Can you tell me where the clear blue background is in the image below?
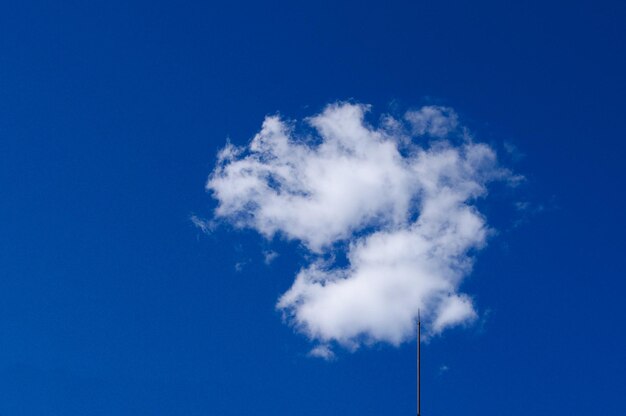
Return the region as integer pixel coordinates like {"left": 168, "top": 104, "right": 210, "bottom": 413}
{"left": 1, "top": 0, "right": 625, "bottom": 414}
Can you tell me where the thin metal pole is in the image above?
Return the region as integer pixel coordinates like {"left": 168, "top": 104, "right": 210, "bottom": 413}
{"left": 417, "top": 309, "right": 421, "bottom": 416}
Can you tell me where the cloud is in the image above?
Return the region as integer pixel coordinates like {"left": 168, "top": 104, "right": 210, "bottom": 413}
{"left": 432, "top": 294, "right": 477, "bottom": 333}
{"left": 405, "top": 106, "right": 458, "bottom": 138}
{"left": 207, "top": 102, "right": 512, "bottom": 353}
{"left": 503, "top": 140, "right": 525, "bottom": 162}
{"left": 234, "top": 260, "right": 248, "bottom": 272}
{"left": 190, "top": 214, "right": 215, "bottom": 234}
{"left": 263, "top": 250, "right": 279, "bottom": 265}
{"left": 308, "top": 344, "right": 335, "bottom": 360}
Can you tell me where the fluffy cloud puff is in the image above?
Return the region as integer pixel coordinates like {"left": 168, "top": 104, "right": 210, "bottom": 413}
{"left": 207, "top": 103, "right": 510, "bottom": 354}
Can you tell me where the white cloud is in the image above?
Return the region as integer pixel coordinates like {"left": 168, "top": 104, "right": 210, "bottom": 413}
{"left": 405, "top": 105, "right": 458, "bottom": 138}
{"left": 263, "top": 250, "right": 279, "bottom": 265}
{"left": 432, "top": 294, "right": 478, "bottom": 333}
{"left": 207, "top": 102, "right": 512, "bottom": 354}
{"left": 308, "top": 344, "right": 335, "bottom": 360}
{"left": 234, "top": 260, "right": 248, "bottom": 272}
{"left": 190, "top": 214, "right": 215, "bottom": 234}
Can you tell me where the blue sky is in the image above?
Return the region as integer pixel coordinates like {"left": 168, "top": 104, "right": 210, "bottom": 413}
{"left": 1, "top": 0, "right": 625, "bottom": 414}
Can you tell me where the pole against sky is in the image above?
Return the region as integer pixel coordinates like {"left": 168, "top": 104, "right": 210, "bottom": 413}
{"left": 418, "top": 309, "right": 421, "bottom": 416}
{"left": 0, "top": 1, "right": 625, "bottom": 415}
